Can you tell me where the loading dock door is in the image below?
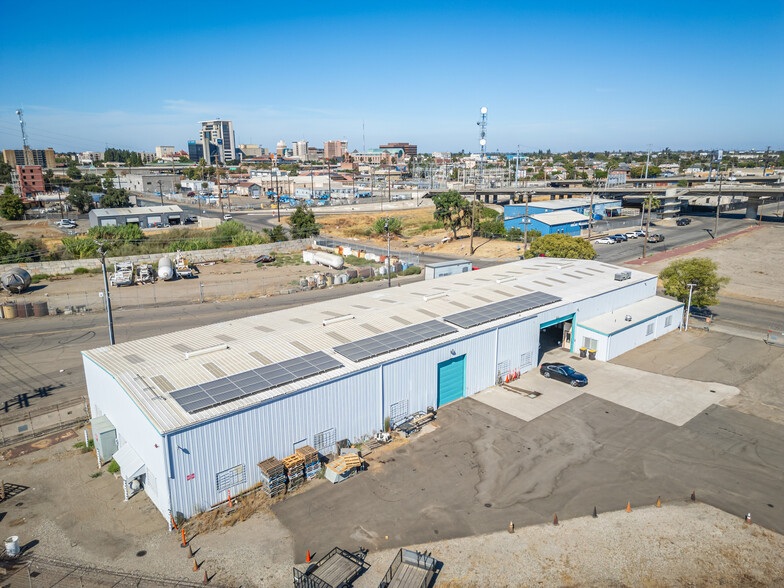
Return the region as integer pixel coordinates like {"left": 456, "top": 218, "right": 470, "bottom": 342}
{"left": 437, "top": 355, "right": 466, "bottom": 406}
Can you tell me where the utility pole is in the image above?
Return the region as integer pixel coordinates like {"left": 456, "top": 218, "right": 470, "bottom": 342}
{"left": 523, "top": 193, "right": 529, "bottom": 252}
{"left": 684, "top": 283, "right": 696, "bottom": 331}
{"left": 275, "top": 169, "right": 281, "bottom": 223}
{"left": 216, "top": 154, "right": 224, "bottom": 220}
{"left": 387, "top": 168, "right": 391, "bottom": 202}
{"left": 641, "top": 190, "right": 653, "bottom": 258}
{"left": 515, "top": 145, "right": 519, "bottom": 190}
{"left": 96, "top": 242, "right": 115, "bottom": 345}
{"left": 385, "top": 216, "right": 391, "bottom": 288}
{"left": 714, "top": 160, "right": 724, "bottom": 238}
{"left": 588, "top": 183, "right": 595, "bottom": 238}
{"left": 327, "top": 160, "right": 332, "bottom": 200}
{"left": 470, "top": 192, "right": 477, "bottom": 255}
{"left": 371, "top": 169, "right": 374, "bottom": 199}
{"left": 157, "top": 181, "right": 164, "bottom": 206}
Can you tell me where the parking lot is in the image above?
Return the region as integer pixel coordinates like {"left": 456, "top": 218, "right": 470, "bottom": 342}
{"left": 274, "top": 346, "right": 784, "bottom": 561}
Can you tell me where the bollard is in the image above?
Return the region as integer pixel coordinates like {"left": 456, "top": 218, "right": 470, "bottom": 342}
{"left": 626, "top": 501, "right": 631, "bottom": 513}
{"left": 656, "top": 496, "right": 661, "bottom": 508}
{"left": 592, "top": 506, "right": 597, "bottom": 518}
{"left": 181, "top": 527, "right": 186, "bottom": 548}
{"left": 508, "top": 521, "right": 515, "bottom": 534}
{"left": 745, "top": 513, "right": 751, "bottom": 524}
{"left": 228, "top": 490, "right": 232, "bottom": 509}
{"left": 193, "top": 557, "right": 200, "bottom": 571}
{"left": 553, "top": 513, "right": 559, "bottom": 526}
{"left": 691, "top": 490, "right": 696, "bottom": 502}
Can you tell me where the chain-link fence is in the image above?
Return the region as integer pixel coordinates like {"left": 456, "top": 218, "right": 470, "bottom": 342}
{"left": 0, "top": 397, "right": 88, "bottom": 448}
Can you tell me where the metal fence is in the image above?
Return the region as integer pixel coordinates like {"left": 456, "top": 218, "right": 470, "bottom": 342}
{"left": 0, "top": 397, "right": 89, "bottom": 448}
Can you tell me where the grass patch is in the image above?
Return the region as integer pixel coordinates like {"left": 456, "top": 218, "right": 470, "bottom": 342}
{"left": 73, "top": 267, "right": 91, "bottom": 274}
{"left": 89, "top": 471, "right": 102, "bottom": 478}
{"left": 343, "top": 254, "right": 379, "bottom": 267}
{"left": 107, "top": 459, "right": 120, "bottom": 474}
{"left": 31, "top": 273, "right": 52, "bottom": 283}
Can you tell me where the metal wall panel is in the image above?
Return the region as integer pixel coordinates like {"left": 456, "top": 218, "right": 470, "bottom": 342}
{"left": 382, "top": 331, "right": 496, "bottom": 418}
{"left": 166, "top": 368, "right": 381, "bottom": 517}
{"left": 605, "top": 307, "right": 683, "bottom": 360}
{"left": 83, "top": 356, "right": 169, "bottom": 518}
{"left": 496, "top": 318, "right": 540, "bottom": 377}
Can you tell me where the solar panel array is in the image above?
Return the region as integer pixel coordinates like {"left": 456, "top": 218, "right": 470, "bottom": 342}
{"left": 443, "top": 291, "right": 562, "bottom": 329}
{"left": 170, "top": 351, "right": 343, "bottom": 414}
{"left": 333, "top": 320, "right": 458, "bottom": 363}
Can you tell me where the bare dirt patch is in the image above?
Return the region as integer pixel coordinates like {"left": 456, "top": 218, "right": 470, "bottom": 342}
{"left": 626, "top": 225, "right": 784, "bottom": 304}
{"left": 0, "top": 219, "right": 65, "bottom": 241}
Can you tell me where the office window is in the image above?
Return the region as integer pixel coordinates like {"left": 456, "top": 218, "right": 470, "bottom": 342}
{"left": 583, "top": 337, "right": 598, "bottom": 351}
{"left": 646, "top": 323, "right": 654, "bottom": 336}
{"left": 665, "top": 315, "right": 673, "bottom": 327}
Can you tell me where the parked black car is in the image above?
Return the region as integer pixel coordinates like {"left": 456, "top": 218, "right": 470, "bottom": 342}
{"left": 676, "top": 218, "right": 691, "bottom": 226}
{"left": 540, "top": 362, "right": 588, "bottom": 387}
{"left": 611, "top": 233, "right": 628, "bottom": 242}
{"left": 647, "top": 234, "right": 665, "bottom": 243}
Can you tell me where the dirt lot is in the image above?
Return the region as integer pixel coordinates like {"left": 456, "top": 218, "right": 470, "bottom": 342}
{"left": 630, "top": 225, "right": 784, "bottom": 305}
{"left": 0, "top": 219, "right": 64, "bottom": 241}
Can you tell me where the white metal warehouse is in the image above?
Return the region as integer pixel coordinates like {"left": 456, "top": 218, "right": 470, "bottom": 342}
{"left": 82, "top": 257, "right": 682, "bottom": 524}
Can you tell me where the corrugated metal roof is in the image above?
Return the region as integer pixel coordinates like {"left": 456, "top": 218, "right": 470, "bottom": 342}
{"left": 91, "top": 205, "right": 183, "bottom": 217}
{"left": 529, "top": 211, "right": 590, "bottom": 225}
{"left": 578, "top": 296, "right": 683, "bottom": 335}
{"left": 83, "top": 258, "right": 654, "bottom": 434}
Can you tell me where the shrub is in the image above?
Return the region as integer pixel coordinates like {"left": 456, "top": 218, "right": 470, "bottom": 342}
{"left": 107, "top": 459, "right": 120, "bottom": 474}
{"left": 89, "top": 472, "right": 102, "bottom": 478}
{"left": 73, "top": 267, "right": 90, "bottom": 274}
{"left": 31, "top": 273, "right": 51, "bottom": 283}
{"left": 402, "top": 266, "right": 421, "bottom": 275}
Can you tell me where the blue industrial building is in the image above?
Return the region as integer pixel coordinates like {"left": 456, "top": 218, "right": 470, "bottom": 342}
{"left": 504, "top": 197, "right": 621, "bottom": 235}
{"left": 524, "top": 211, "right": 589, "bottom": 236}
{"left": 83, "top": 258, "right": 682, "bottom": 524}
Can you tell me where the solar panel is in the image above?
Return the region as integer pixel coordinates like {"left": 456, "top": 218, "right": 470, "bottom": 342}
{"left": 443, "top": 291, "right": 562, "bottom": 329}
{"left": 170, "top": 351, "right": 344, "bottom": 414}
{"left": 333, "top": 319, "right": 457, "bottom": 363}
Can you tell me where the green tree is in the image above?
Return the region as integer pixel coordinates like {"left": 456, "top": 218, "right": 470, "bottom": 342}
{"left": 66, "top": 186, "right": 94, "bottom": 213}
{"left": 66, "top": 164, "right": 82, "bottom": 179}
{"left": 478, "top": 218, "right": 506, "bottom": 238}
{"left": 506, "top": 227, "right": 541, "bottom": 243}
{"left": 264, "top": 224, "right": 288, "bottom": 242}
{"left": 0, "top": 161, "right": 12, "bottom": 183}
{"left": 0, "top": 187, "right": 25, "bottom": 220}
{"left": 102, "top": 168, "right": 117, "bottom": 190}
{"left": 432, "top": 190, "right": 471, "bottom": 239}
{"left": 659, "top": 258, "right": 729, "bottom": 308}
{"left": 62, "top": 236, "right": 98, "bottom": 258}
{"left": 100, "top": 187, "right": 130, "bottom": 208}
{"left": 287, "top": 205, "right": 321, "bottom": 239}
{"left": 372, "top": 217, "right": 403, "bottom": 235}
{"left": 631, "top": 165, "right": 662, "bottom": 178}
{"left": 524, "top": 233, "right": 596, "bottom": 260}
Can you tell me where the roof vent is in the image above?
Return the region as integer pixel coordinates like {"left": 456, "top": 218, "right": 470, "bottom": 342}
{"left": 423, "top": 292, "right": 448, "bottom": 302}
{"left": 322, "top": 314, "right": 354, "bottom": 327}
{"left": 614, "top": 270, "right": 631, "bottom": 281}
{"left": 185, "top": 344, "right": 228, "bottom": 359}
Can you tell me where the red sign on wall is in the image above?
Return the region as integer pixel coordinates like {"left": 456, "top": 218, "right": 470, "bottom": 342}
{"left": 186, "top": 473, "right": 195, "bottom": 481}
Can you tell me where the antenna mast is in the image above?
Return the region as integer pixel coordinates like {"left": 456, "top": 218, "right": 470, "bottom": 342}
{"left": 16, "top": 109, "right": 29, "bottom": 150}
{"left": 477, "top": 107, "right": 488, "bottom": 188}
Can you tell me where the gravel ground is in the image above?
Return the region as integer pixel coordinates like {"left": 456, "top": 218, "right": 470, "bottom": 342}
{"left": 350, "top": 503, "right": 784, "bottom": 588}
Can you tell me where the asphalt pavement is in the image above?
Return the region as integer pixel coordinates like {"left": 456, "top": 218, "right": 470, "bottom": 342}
{"left": 274, "top": 395, "right": 784, "bottom": 562}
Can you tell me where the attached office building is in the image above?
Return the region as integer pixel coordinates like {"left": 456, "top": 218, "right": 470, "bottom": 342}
{"left": 82, "top": 258, "right": 682, "bottom": 524}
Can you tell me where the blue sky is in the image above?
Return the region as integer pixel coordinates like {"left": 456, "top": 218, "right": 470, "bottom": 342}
{"left": 1, "top": 0, "right": 782, "bottom": 153}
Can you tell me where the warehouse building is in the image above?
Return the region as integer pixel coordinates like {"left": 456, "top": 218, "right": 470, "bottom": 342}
{"left": 504, "top": 197, "right": 622, "bottom": 234}
{"left": 82, "top": 258, "right": 682, "bottom": 524}
{"left": 88, "top": 205, "right": 184, "bottom": 228}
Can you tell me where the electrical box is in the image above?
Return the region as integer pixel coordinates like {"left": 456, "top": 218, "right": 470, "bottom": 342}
{"left": 91, "top": 415, "right": 118, "bottom": 465}
{"left": 614, "top": 271, "right": 631, "bottom": 281}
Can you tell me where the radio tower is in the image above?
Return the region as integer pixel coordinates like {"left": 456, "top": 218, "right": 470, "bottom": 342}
{"left": 477, "top": 107, "right": 488, "bottom": 189}
{"left": 16, "top": 109, "right": 29, "bottom": 150}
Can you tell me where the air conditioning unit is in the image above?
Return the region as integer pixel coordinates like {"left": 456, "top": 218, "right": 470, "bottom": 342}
{"left": 614, "top": 271, "right": 631, "bottom": 281}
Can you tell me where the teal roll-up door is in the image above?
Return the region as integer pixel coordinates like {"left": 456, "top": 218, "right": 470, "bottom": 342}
{"left": 437, "top": 355, "right": 466, "bottom": 406}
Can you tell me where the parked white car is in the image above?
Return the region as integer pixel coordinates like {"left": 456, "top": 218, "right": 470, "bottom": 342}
{"left": 223, "top": 214, "right": 233, "bottom": 221}
{"left": 594, "top": 237, "right": 616, "bottom": 244}
{"left": 624, "top": 231, "right": 638, "bottom": 239}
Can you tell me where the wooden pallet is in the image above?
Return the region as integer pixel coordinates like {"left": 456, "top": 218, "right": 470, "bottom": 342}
{"left": 325, "top": 453, "right": 362, "bottom": 475}
{"left": 258, "top": 457, "right": 284, "bottom": 478}
{"left": 295, "top": 444, "right": 319, "bottom": 463}
{"left": 282, "top": 453, "right": 305, "bottom": 470}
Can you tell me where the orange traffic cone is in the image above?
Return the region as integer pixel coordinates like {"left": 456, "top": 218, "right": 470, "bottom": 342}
{"left": 306, "top": 550, "right": 311, "bottom": 563}
{"left": 656, "top": 496, "right": 661, "bottom": 508}
{"left": 626, "top": 501, "right": 632, "bottom": 512}
{"left": 553, "top": 513, "right": 559, "bottom": 526}
{"left": 187, "top": 544, "right": 194, "bottom": 558}
{"left": 203, "top": 569, "right": 208, "bottom": 584}
{"left": 193, "top": 558, "right": 200, "bottom": 571}
{"left": 181, "top": 527, "right": 186, "bottom": 548}
{"left": 228, "top": 490, "right": 232, "bottom": 508}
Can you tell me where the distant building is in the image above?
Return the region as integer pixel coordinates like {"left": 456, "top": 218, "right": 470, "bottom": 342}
{"left": 112, "top": 174, "right": 177, "bottom": 195}
{"left": 2, "top": 147, "right": 56, "bottom": 169}
{"left": 607, "top": 170, "right": 627, "bottom": 186}
{"left": 238, "top": 144, "right": 267, "bottom": 158}
{"left": 379, "top": 142, "right": 417, "bottom": 157}
{"left": 155, "top": 146, "right": 176, "bottom": 158}
{"left": 324, "top": 140, "right": 347, "bottom": 160}
{"left": 199, "top": 119, "right": 236, "bottom": 164}
{"left": 307, "top": 147, "right": 323, "bottom": 160}
{"left": 13, "top": 165, "right": 45, "bottom": 199}
{"left": 292, "top": 140, "right": 309, "bottom": 160}
{"left": 88, "top": 205, "right": 184, "bottom": 228}
{"left": 79, "top": 151, "right": 104, "bottom": 165}
{"left": 276, "top": 140, "right": 287, "bottom": 157}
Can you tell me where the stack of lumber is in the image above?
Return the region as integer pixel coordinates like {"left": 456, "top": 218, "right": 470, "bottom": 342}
{"left": 258, "top": 457, "right": 286, "bottom": 497}
{"left": 296, "top": 445, "right": 321, "bottom": 479}
{"left": 282, "top": 453, "right": 305, "bottom": 491}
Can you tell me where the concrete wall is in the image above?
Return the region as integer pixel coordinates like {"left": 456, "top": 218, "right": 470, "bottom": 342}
{"left": 0, "top": 239, "right": 311, "bottom": 277}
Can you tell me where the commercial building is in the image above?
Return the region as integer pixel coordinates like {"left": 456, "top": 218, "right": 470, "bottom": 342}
{"left": 79, "top": 151, "right": 104, "bottom": 165}
{"left": 187, "top": 140, "right": 205, "bottom": 162}
{"left": 111, "top": 173, "right": 176, "bottom": 195}
{"left": 380, "top": 142, "right": 417, "bottom": 156}
{"left": 88, "top": 205, "right": 184, "bottom": 228}
{"left": 155, "top": 146, "right": 176, "bottom": 158}
{"left": 13, "top": 165, "right": 45, "bottom": 198}
{"left": 324, "top": 140, "right": 347, "bottom": 160}
{"left": 276, "top": 140, "right": 287, "bottom": 157}
{"left": 238, "top": 144, "right": 267, "bottom": 159}
{"left": 82, "top": 257, "right": 682, "bottom": 523}
{"left": 504, "top": 197, "right": 622, "bottom": 235}
{"left": 292, "top": 140, "right": 309, "bottom": 161}
{"left": 199, "top": 120, "right": 236, "bottom": 164}
{"left": 2, "top": 147, "right": 56, "bottom": 169}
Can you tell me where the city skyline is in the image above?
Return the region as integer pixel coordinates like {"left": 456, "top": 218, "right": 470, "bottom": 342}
{"left": 1, "top": 0, "right": 782, "bottom": 154}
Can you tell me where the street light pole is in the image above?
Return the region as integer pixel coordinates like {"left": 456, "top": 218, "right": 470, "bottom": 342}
{"left": 714, "top": 163, "right": 724, "bottom": 238}
{"left": 96, "top": 242, "right": 115, "bottom": 345}
{"left": 684, "top": 283, "right": 696, "bottom": 331}
{"left": 157, "top": 181, "right": 164, "bottom": 206}
{"left": 385, "top": 217, "right": 391, "bottom": 288}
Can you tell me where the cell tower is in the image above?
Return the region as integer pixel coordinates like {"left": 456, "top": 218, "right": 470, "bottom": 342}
{"left": 16, "top": 109, "right": 29, "bottom": 150}
{"left": 477, "top": 107, "right": 487, "bottom": 188}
